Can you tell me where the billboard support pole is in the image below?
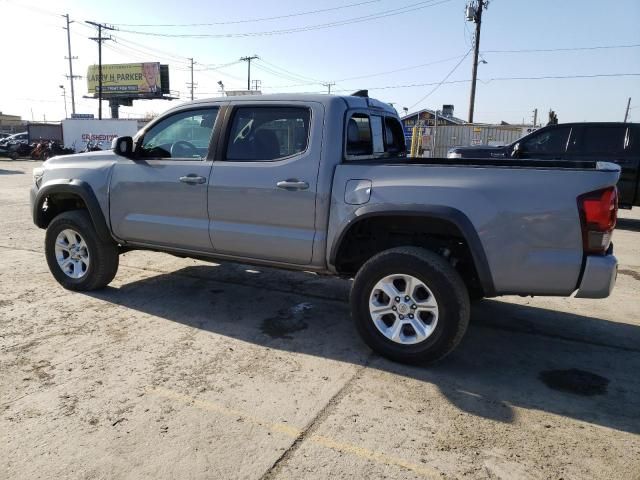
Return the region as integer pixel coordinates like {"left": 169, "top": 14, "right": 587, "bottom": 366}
{"left": 109, "top": 99, "right": 119, "bottom": 119}
{"left": 87, "top": 21, "right": 114, "bottom": 119}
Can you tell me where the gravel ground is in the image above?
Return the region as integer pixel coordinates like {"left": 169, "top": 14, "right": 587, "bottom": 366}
{"left": 1, "top": 159, "right": 639, "bottom": 480}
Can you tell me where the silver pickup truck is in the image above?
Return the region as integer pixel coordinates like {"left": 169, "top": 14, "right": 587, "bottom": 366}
{"left": 31, "top": 93, "right": 620, "bottom": 364}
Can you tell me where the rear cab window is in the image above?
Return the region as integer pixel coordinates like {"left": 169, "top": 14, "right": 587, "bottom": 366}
{"left": 577, "top": 125, "right": 627, "bottom": 155}
{"left": 345, "top": 111, "right": 406, "bottom": 161}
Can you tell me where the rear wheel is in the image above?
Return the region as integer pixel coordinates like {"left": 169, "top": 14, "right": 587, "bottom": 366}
{"left": 350, "top": 247, "right": 470, "bottom": 364}
{"left": 45, "top": 210, "right": 119, "bottom": 291}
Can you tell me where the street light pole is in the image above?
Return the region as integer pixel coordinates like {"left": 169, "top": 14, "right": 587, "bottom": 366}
{"left": 59, "top": 85, "right": 68, "bottom": 119}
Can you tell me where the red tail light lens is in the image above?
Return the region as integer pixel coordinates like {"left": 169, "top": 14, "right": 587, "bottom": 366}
{"left": 578, "top": 187, "right": 618, "bottom": 254}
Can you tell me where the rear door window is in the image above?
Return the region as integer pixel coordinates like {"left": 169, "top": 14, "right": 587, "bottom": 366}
{"left": 226, "top": 107, "right": 311, "bottom": 161}
{"left": 579, "top": 126, "right": 626, "bottom": 155}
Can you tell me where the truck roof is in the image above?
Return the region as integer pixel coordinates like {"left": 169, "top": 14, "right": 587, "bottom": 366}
{"left": 169, "top": 93, "right": 398, "bottom": 116}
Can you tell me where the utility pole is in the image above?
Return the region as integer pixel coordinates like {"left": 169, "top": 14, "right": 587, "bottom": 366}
{"left": 466, "top": 0, "right": 488, "bottom": 123}
{"left": 322, "top": 82, "right": 336, "bottom": 94}
{"left": 240, "top": 55, "right": 259, "bottom": 91}
{"left": 62, "top": 14, "right": 80, "bottom": 115}
{"left": 86, "top": 21, "right": 115, "bottom": 120}
{"left": 624, "top": 97, "right": 631, "bottom": 122}
{"left": 251, "top": 79, "right": 262, "bottom": 91}
{"left": 187, "top": 58, "right": 196, "bottom": 100}
{"left": 532, "top": 108, "right": 538, "bottom": 127}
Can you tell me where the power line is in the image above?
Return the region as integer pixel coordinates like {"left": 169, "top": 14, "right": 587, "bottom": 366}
{"left": 110, "top": 0, "right": 382, "bottom": 26}
{"left": 483, "top": 43, "right": 640, "bottom": 53}
{"left": 116, "top": 0, "right": 450, "bottom": 38}
{"left": 112, "top": 35, "right": 192, "bottom": 63}
{"left": 252, "top": 62, "right": 326, "bottom": 86}
{"left": 327, "top": 72, "right": 640, "bottom": 95}
{"left": 337, "top": 54, "right": 468, "bottom": 82}
{"left": 409, "top": 48, "right": 473, "bottom": 110}
{"left": 167, "top": 71, "right": 640, "bottom": 98}
{"left": 256, "top": 58, "right": 325, "bottom": 83}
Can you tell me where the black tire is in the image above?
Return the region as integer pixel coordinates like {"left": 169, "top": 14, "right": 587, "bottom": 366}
{"left": 350, "top": 246, "right": 470, "bottom": 365}
{"left": 45, "top": 210, "right": 119, "bottom": 291}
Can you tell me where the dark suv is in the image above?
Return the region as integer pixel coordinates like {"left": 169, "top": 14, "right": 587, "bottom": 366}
{"left": 448, "top": 123, "right": 640, "bottom": 208}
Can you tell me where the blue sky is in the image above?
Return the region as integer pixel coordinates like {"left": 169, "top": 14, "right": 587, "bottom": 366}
{"left": 1, "top": 0, "right": 639, "bottom": 123}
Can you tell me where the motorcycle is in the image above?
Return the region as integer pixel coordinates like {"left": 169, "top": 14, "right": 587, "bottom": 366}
{"left": 42, "top": 140, "right": 75, "bottom": 160}
{"left": 30, "top": 140, "right": 50, "bottom": 160}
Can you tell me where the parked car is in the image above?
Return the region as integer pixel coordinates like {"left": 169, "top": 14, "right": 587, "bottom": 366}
{"left": 448, "top": 122, "right": 640, "bottom": 208}
{"left": 0, "top": 131, "right": 28, "bottom": 147}
{"left": 30, "top": 94, "right": 620, "bottom": 364}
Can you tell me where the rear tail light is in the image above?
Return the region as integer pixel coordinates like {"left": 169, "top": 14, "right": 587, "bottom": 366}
{"left": 578, "top": 187, "right": 617, "bottom": 254}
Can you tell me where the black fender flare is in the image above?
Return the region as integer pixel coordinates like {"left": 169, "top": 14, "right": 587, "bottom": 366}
{"left": 329, "top": 205, "right": 496, "bottom": 297}
{"left": 32, "top": 179, "right": 113, "bottom": 243}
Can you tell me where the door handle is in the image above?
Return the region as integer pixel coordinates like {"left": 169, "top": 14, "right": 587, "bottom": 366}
{"left": 179, "top": 175, "right": 206, "bottom": 184}
{"left": 276, "top": 179, "right": 309, "bottom": 191}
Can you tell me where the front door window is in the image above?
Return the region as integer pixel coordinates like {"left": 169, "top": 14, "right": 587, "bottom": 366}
{"left": 139, "top": 108, "right": 219, "bottom": 160}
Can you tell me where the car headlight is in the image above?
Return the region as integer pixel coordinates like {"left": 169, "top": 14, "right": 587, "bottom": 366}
{"left": 447, "top": 152, "right": 462, "bottom": 159}
{"left": 33, "top": 167, "right": 44, "bottom": 188}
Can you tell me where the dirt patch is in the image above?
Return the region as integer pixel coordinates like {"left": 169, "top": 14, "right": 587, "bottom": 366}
{"left": 618, "top": 269, "right": 640, "bottom": 281}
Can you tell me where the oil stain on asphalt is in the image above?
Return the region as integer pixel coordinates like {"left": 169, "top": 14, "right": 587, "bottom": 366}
{"left": 539, "top": 368, "right": 609, "bottom": 396}
{"left": 261, "top": 302, "right": 312, "bottom": 339}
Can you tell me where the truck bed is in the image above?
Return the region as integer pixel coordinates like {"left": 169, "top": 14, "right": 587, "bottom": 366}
{"left": 328, "top": 158, "right": 621, "bottom": 296}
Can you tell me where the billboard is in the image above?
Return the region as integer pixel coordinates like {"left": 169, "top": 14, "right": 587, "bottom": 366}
{"left": 87, "top": 63, "right": 169, "bottom": 97}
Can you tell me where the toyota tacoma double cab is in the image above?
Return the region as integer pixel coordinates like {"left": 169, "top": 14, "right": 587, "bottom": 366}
{"left": 31, "top": 93, "right": 620, "bottom": 364}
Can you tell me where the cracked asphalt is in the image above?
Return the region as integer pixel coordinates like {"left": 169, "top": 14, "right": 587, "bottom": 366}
{"left": 1, "top": 160, "right": 639, "bottom": 479}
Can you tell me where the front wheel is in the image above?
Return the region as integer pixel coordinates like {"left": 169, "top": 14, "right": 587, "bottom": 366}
{"left": 350, "top": 247, "right": 470, "bottom": 364}
{"left": 45, "top": 210, "right": 119, "bottom": 291}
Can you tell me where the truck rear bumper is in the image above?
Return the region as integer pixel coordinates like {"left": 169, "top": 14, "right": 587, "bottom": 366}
{"left": 574, "top": 254, "right": 618, "bottom": 299}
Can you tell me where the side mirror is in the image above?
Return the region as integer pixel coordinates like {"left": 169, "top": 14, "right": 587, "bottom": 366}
{"left": 112, "top": 136, "right": 133, "bottom": 158}
{"left": 511, "top": 142, "right": 522, "bottom": 158}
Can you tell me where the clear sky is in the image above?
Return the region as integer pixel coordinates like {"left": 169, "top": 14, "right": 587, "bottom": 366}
{"left": 1, "top": 0, "right": 639, "bottom": 124}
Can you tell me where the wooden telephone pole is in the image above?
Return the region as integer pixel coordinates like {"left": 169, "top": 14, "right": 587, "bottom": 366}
{"left": 240, "top": 55, "right": 259, "bottom": 92}
{"left": 86, "top": 21, "right": 115, "bottom": 119}
{"left": 467, "top": 1, "right": 488, "bottom": 123}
